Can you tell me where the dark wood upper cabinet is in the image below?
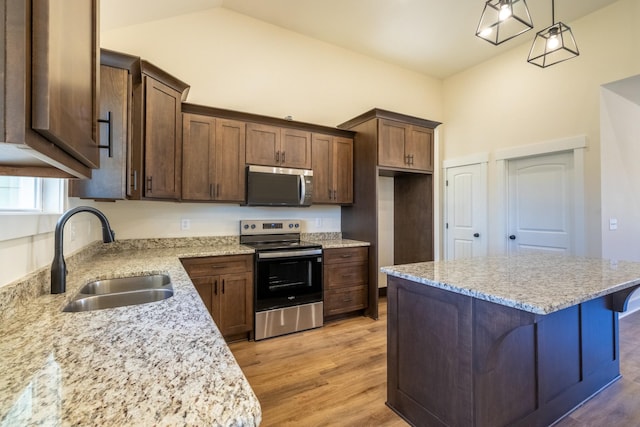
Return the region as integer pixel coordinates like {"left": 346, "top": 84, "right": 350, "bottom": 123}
{"left": 246, "top": 123, "right": 311, "bottom": 169}
{"left": 312, "top": 133, "right": 353, "bottom": 204}
{"left": 378, "top": 119, "right": 434, "bottom": 172}
{"left": 139, "top": 61, "right": 190, "bottom": 200}
{"left": 70, "top": 49, "right": 142, "bottom": 200}
{"left": 182, "top": 113, "right": 246, "bottom": 202}
{"left": 0, "top": 0, "right": 99, "bottom": 178}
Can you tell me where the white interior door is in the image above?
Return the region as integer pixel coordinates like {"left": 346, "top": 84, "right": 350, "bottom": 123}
{"left": 446, "top": 163, "right": 487, "bottom": 260}
{"left": 507, "top": 152, "right": 574, "bottom": 254}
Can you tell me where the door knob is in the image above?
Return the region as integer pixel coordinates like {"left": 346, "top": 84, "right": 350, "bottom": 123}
{"left": 473, "top": 233, "right": 480, "bottom": 238}
{"left": 509, "top": 235, "right": 516, "bottom": 240}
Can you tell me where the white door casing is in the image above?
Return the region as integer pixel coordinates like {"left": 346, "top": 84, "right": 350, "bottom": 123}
{"left": 507, "top": 152, "right": 574, "bottom": 254}
{"left": 444, "top": 155, "right": 488, "bottom": 260}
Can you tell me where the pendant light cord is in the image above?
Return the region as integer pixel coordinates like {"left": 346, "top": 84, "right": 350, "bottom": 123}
{"left": 551, "top": 0, "right": 555, "bottom": 25}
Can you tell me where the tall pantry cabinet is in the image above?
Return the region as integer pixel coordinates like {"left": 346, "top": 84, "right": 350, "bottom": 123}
{"left": 339, "top": 109, "right": 440, "bottom": 319}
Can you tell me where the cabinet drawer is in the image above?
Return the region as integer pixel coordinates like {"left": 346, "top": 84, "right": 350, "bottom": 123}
{"left": 324, "top": 286, "right": 368, "bottom": 316}
{"left": 324, "top": 262, "right": 368, "bottom": 290}
{"left": 323, "top": 247, "right": 368, "bottom": 265}
{"left": 181, "top": 255, "right": 253, "bottom": 277}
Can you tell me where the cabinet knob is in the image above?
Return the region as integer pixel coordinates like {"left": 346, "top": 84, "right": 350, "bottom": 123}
{"left": 473, "top": 233, "right": 480, "bottom": 238}
{"left": 509, "top": 235, "right": 516, "bottom": 240}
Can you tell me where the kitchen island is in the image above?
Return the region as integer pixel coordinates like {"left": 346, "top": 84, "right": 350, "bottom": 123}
{"left": 381, "top": 254, "right": 640, "bottom": 427}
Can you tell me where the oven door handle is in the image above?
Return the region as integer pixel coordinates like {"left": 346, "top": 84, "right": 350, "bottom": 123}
{"left": 257, "top": 249, "right": 322, "bottom": 259}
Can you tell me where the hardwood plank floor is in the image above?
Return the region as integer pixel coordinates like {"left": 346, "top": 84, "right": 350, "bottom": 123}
{"left": 229, "top": 301, "right": 640, "bottom": 427}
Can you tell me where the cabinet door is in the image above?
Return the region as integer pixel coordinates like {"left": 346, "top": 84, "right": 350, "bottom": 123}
{"left": 333, "top": 137, "right": 353, "bottom": 204}
{"left": 281, "top": 128, "right": 311, "bottom": 169}
{"left": 217, "top": 272, "right": 254, "bottom": 337}
{"left": 143, "top": 76, "right": 182, "bottom": 199}
{"left": 192, "top": 276, "right": 215, "bottom": 315}
{"left": 182, "top": 113, "right": 216, "bottom": 201}
{"left": 407, "top": 125, "right": 434, "bottom": 172}
{"left": 311, "top": 134, "right": 333, "bottom": 203}
{"left": 70, "top": 65, "right": 129, "bottom": 199}
{"left": 246, "top": 123, "right": 280, "bottom": 166}
{"left": 31, "top": 0, "right": 99, "bottom": 169}
{"left": 378, "top": 119, "right": 409, "bottom": 169}
{"left": 214, "top": 119, "right": 246, "bottom": 202}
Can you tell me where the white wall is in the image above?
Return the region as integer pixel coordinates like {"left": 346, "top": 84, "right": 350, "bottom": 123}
{"left": 601, "top": 76, "right": 640, "bottom": 261}
{"left": 101, "top": 7, "right": 443, "bottom": 128}
{"left": 441, "top": 0, "right": 640, "bottom": 257}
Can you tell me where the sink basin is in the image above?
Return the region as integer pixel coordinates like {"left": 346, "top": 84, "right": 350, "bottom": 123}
{"left": 62, "top": 274, "right": 174, "bottom": 312}
{"left": 63, "top": 288, "right": 174, "bottom": 312}
{"left": 79, "top": 274, "right": 171, "bottom": 294}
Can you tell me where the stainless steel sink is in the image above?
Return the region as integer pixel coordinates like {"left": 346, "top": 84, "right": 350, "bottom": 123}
{"left": 79, "top": 274, "right": 171, "bottom": 294}
{"left": 63, "top": 274, "right": 174, "bottom": 312}
{"left": 63, "top": 288, "right": 174, "bottom": 312}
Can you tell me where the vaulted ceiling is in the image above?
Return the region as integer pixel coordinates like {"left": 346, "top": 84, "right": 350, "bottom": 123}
{"left": 101, "top": 0, "right": 620, "bottom": 78}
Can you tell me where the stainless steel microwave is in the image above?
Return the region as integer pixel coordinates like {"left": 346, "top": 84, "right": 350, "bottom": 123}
{"left": 246, "top": 165, "right": 313, "bottom": 207}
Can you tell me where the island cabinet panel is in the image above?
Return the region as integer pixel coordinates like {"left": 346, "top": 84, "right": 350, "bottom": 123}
{"left": 387, "top": 276, "right": 473, "bottom": 426}
{"left": 386, "top": 276, "right": 620, "bottom": 427}
{"left": 246, "top": 123, "right": 311, "bottom": 169}
{"left": 323, "top": 247, "right": 369, "bottom": 318}
{"left": 181, "top": 255, "right": 254, "bottom": 342}
{"left": 182, "top": 113, "right": 246, "bottom": 202}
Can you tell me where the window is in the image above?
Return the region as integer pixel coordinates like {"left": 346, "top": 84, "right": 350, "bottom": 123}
{"left": 0, "top": 177, "right": 43, "bottom": 211}
{"left": 0, "top": 176, "right": 64, "bottom": 242}
{"left": 0, "top": 177, "right": 63, "bottom": 213}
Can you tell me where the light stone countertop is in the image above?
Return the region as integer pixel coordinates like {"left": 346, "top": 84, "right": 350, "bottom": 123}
{"left": 0, "top": 243, "right": 260, "bottom": 427}
{"left": 310, "top": 238, "right": 370, "bottom": 249}
{"left": 381, "top": 253, "right": 640, "bottom": 315}
{"left": 0, "top": 235, "right": 369, "bottom": 426}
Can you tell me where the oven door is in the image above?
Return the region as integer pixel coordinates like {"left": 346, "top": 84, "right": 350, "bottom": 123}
{"left": 255, "top": 249, "right": 323, "bottom": 311}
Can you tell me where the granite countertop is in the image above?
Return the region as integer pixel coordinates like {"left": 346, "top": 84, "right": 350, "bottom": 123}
{"left": 381, "top": 253, "right": 640, "bottom": 315}
{"left": 311, "top": 238, "right": 370, "bottom": 249}
{"left": 0, "top": 242, "right": 260, "bottom": 426}
{"left": 0, "top": 235, "right": 368, "bottom": 426}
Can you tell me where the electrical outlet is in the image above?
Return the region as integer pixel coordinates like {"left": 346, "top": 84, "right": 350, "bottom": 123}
{"left": 181, "top": 218, "right": 191, "bottom": 231}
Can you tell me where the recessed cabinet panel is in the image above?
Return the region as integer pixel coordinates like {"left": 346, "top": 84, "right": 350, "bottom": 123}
{"left": 312, "top": 134, "right": 353, "bottom": 205}
{"left": 246, "top": 123, "right": 280, "bottom": 166}
{"left": 144, "top": 77, "right": 182, "bottom": 200}
{"left": 182, "top": 114, "right": 216, "bottom": 201}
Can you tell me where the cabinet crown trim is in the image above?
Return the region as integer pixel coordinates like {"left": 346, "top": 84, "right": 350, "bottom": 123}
{"left": 182, "top": 103, "right": 355, "bottom": 138}
{"left": 338, "top": 108, "right": 441, "bottom": 130}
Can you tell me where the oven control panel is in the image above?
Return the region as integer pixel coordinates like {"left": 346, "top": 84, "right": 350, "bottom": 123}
{"left": 240, "top": 219, "right": 301, "bottom": 235}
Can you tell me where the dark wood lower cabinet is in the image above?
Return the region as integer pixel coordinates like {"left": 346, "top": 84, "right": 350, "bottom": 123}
{"left": 323, "top": 247, "right": 369, "bottom": 319}
{"left": 387, "top": 276, "right": 620, "bottom": 427}
{"left": 181, "top": 255, "right": 253, "bottom": 342}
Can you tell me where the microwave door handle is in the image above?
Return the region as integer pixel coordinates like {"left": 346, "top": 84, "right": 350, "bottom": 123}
{"left": 299, "top": 175, "right": 306, "bottom": 205}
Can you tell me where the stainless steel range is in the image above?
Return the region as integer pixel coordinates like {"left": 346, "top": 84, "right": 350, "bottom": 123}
{"left": 240, "top": 219, "right": 323, "bottom": 340}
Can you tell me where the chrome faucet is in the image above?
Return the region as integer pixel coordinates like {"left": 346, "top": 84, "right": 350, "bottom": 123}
{"left": 51, "top": 206, "right": 116, "bottom": 294}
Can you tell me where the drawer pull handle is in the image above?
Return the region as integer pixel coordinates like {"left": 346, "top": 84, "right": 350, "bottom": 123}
{"left": 340, "top": 254, "right": 353, "bottom": 258}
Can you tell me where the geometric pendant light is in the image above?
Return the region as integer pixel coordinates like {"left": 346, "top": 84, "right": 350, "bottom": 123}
{"left": 476, "top": 0, "right": 534, "bottom": 45}
{"left": 527, "top": 0, "right": 579, "bottom": 67}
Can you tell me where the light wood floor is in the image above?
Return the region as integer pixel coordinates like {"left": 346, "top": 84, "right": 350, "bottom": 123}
{"left": 229, "top": 301, "right": 640, "bottom": 427}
